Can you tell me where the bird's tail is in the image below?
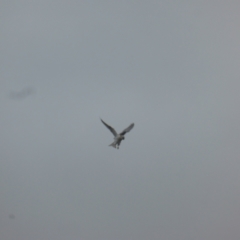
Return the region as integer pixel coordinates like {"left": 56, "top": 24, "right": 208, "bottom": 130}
{"left": 109, "top": 142, "right": 117, "bottom": 148}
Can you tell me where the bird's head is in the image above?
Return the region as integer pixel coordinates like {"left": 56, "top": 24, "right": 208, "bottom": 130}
{"left": 119, "top": 135, "right": 125, "bottom": 140}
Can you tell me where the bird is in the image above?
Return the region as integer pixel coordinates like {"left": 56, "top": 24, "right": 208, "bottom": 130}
{"left": 100, "top": 119, "right": 134, "bottom": 149}
{"left": 9, "top": 87, "right": 35, "bottom": 100}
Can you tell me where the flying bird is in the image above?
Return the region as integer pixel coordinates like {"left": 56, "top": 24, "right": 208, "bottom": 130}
{"left": 100, "top": 119, "right": 134, "bottom": 149}
{"left": 9, "top": 87, "right": 35, "bottom": 100}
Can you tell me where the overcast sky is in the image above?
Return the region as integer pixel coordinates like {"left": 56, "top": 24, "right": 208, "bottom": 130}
{"left": 1, "top": 1, "right": 240, "bottom": 240}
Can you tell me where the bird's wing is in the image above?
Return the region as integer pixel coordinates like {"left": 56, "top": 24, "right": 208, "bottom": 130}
{"left": 100, "top": 119, "right": 118, "bottom": 137}
{"left": 120, "top": 123, "right": 134, "bottom": 135}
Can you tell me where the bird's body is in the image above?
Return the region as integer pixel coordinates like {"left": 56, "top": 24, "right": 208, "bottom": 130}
{"left": 100, "top": 119, "right": 134, "bottom": 149}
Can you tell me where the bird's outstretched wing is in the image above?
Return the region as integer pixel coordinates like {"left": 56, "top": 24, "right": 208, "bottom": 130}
{"left": 100, "top": 119, "right": 117, "bottom": 137}
{"left": 120, "top": 123, "right": 134, "bottom": 135}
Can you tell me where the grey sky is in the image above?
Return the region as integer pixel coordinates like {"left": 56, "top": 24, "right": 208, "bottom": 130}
{"left": 1, "top": 1, "right": 240, "bottom": 239}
